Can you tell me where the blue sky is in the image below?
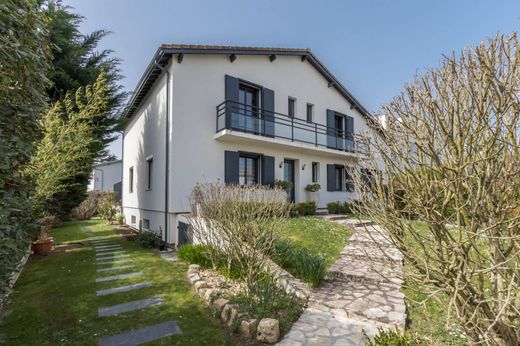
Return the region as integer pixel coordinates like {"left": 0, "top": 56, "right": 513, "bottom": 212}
{"left": 64, "top": 0, "right": 520, "bottom": 158}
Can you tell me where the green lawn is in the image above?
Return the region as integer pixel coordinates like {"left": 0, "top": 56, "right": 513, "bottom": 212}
{"left": 403, "top": 220, "right": 468, "bottom": 345}
{"left": 0, "top": 220, "right": 234, "bottom": 345}
{"left": 277, "top": 217, "right": 352, "bottom": 266}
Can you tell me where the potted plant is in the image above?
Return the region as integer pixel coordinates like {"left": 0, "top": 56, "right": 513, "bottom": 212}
{"left": 275, "top": 180, "right": 293, "bottom": 200}
{"left": 305, "top": 183, "right": 321, "bottom": 203}
{"left": 33, "top": 227, "right": 54, "bottom": 256}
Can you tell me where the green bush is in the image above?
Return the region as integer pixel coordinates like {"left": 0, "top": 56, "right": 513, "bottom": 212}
{"left": 116, "top": 214, "right": 124, "bottom": 225}
{"left": 290, "top": 201, "right": 317, "bottom": 217}
{"left": 134, "top": 230, "right": 161, "bottom": 248}
{"left": 271, "top": 238, "right": 326, "bottom": 287}
{"left": 364, "top": 328, "right": 428, "bottom": 346}
{"left": 304, "top": 183, "right": 321, "bottom": 192}
{"left": 327, "top": 201, "right": 353, "bottom": 214}
{"left": 177, "top": 244, "right": 212, "bottom": 268}
{"left": 229, "top": 275, "right": 304, "bottom": 334}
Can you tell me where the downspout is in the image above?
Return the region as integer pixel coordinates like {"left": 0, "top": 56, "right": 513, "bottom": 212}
{"left": 157, "top": 63, "right": 170, "bottom": 245}
{"left": 119, "top": 130, "right": 124, "bottom": 206}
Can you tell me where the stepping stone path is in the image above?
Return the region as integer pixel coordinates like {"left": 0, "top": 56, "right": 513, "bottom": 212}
{"left": 277, "top": 217, "right": 406, "bottom": 346}
{"left": 91, "top": 236, "right": 182, "bottom": 344}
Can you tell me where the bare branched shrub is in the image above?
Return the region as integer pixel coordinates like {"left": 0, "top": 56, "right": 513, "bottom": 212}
{"left": 354, "top": 33, "right": 519, "bottom": 345}
{"left": 187, "top": 183, "right": 290, "bottom": 295}
{"left": 73, "top": 191, "right": 106, "bottom": 220}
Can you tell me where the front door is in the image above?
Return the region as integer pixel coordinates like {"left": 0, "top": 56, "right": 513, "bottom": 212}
{"left": 284, "top": 159, "right": 295, "bottom": 202}
{"left": 238, "top": 84, "right": 259, "bottom": 133}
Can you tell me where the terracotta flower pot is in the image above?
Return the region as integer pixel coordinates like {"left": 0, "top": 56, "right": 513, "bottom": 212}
{"left": 33, "top": 237, "right": 54, "bottom": 256}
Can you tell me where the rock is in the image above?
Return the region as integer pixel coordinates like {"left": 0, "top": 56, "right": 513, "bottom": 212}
{"left": 204, "top": 288, "right": 219, "bottom": 303}
{"left": 221, "top": 304, "right": 238, "bottom": 327}
{"left": 188, "top": 274, "right": 201, "bottom": 284}
{"left": 188, "top": 264, "right": 200, "bottom": 272}
{"left": 257, "top": 318, "right": 280, "bottom": 343}
{"left": 197, "top": 288, "right": 207, "bottom": 297}
{"left": 194, "top": 280, "right": 208, "bottom": 293}
{"left": 239, "top": 319, "right": 258, "bottom": 339}
{"left": 212, "top": 298, "right": 229, "bottom": 315}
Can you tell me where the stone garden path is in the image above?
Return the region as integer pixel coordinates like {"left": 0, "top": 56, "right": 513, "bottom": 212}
{"left": 89, "top": 235, "right": 182, "bottom": 346}
{"left": 277, "top": 217, "right": 406, "bottom": 346}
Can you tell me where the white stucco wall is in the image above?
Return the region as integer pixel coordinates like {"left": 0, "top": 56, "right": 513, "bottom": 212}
{"left": 88, "top": 160, "right": 122, "bottom": 192}
{"left": 123, "top": 53, "right": 379, "bottom": 245}
{"left": 122, "top": 70, "right": 169, "bottom": 234}
{"left": 169, "top": 55, "right": 373, "bottom": 211}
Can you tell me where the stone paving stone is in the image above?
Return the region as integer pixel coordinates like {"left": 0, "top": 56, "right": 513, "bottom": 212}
{"left": 97, "top": 259, "right": 133, "bottom": 265}
{"left": 96, "top": 250, "right": 126, "bottom": 256}
{"left": 96, "top": 254, "right": 130, "bottom": 261}
{"left": 96, "top": 281, "right": 152, "bottom": 296}
{"left": 277, "top": 219, "right": 406, "bottom": 346}
{"left": 98, "top": 296, "right": 163, "bottom": 317}
{"left": 98, "top": 320, "right": 181, "bottom": 346}
{"left": 95, "top": 245, "right": 122, "bottom": 250}
{"left": 96, "top": 272, "right": 143, "bottom": 282}
{"left": 96, "top": 265, "right": 135, "bottom": 273}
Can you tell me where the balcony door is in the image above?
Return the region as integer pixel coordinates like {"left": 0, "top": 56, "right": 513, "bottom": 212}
{"left": 238, "top": 84, "right": 260, "bottom": 133}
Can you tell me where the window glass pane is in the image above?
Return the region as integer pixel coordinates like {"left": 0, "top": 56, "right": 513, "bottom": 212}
{"left": 335, "top": 167, "right": 342, "bottom": 190}
{"left": 239, "top": 157, "right": 246, "bottom": 185}
{"left": 307, "top": 104, "right": 313, "bottom": 122}
{"left": 288, "top": 98, "right": 295, "bottom": 117}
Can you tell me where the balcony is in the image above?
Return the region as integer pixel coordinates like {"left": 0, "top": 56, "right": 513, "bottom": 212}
{"left": 216, "top": 100, "right": 362, "bottom": 159}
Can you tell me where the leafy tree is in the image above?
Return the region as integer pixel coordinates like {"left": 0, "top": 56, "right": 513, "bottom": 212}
{"left": 356, "top": 33, "right": 519, "bottom": 345}
{"left": 45, "top": 0, "right": 126, "bottom": 159}
{"left": 0, "top": 0, "right": 50, "bottom": 296}
{"left": 31, "top": 71, "right": 112, "bottom": 219}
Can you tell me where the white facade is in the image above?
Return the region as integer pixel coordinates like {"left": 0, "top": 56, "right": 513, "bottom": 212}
{"left": 88, "top": 160, "right": 122, "bottom": 193}
{"left": 122, "top": 45, "right": 380, "bottom": 246}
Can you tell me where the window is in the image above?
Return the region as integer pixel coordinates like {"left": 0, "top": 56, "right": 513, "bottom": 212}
{"left": 238, "top": 83, "right": 259, "bottom": 132}
{"left": 288, "top": 97, "right": 296, "bottom": 117}
{"left": 143, "top": 219, "right": 150, "bottom": 230}
{"left": 335, "top": 165, "right": 344, "bottom": 191}
{"left": 131, "top": 215, "right": 136, "bottom": 224}
{"left": 306, "top": 103, "right": 313, "bottom": 123}
{"left": 129, "top": 167, "right": 134, "bottom": 193}
{"left": 345, "top": 167, "right": 355, "bottom": 192}
{"left": 334, "top": 114, "right": 344, "bottom": 137}
{"left": 146, "top": 157, "right": 153, "bottom": 190}
{"left": 239, "top": 154, "right": 259, "bottom": 186}
{"left": 312, "top": 162, "right": 319, "bottom": 183}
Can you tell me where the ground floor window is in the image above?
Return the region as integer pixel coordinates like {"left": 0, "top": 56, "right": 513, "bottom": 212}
{"left": 335, "top": 165, "right": 343, "bottom": 191}
{"left": 239, "top": 155, "right": 258, "bottom": 185}
{"left": 143, "top": 219, "right": 150, "bottom": 230}
{"left": 131, "top": 215, "right": 136, "bottom": 224}
{"left": 345, "top": 167, "right": 355, "bottom": 192}
{"left": 312, "top": 162, "right": 319, "bottom": 183}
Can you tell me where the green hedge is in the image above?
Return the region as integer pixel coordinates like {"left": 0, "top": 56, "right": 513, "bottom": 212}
{"left": 290, "top": 201, "right": 316, "bottom": 217}
{"left": 327, "top": 201, "right": 353, "bottom": 214}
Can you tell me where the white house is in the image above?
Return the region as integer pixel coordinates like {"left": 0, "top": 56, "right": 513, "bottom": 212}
{"left": 88, "top": 160, "right": 123, "bottom": 199}
{"left": 122, "top": 44, "right": 380, "bottom": 246}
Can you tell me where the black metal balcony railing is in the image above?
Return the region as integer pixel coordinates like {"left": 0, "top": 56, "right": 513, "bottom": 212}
{"left": 216, "top": 100, "right": 357, "bottom": 153}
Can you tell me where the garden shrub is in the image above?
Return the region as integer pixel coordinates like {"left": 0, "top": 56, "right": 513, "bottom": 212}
{"left": 291, "top": 201, "right": 316, "bottom": 217}
{"left": 177, "top": 244, "right": 212, "bottom": 268}
{"left": 134, "top": 230, "right": 161, "bottom": 248}
{"left": 271, "top": 238, "right": 326, "bottom": 287}
{"left": 327, "top": 201, "right": 353, "bottom": 214}
{"left": 97, "top": 192, "right": 119, "bottom": 223}
{"left": 229, "top": 275, "right": 304, "bottom": 334}
{"left": 364, "top": 328, "right": 428, "bottom": 346}
{"left": 73, "top": 191, "right": 106, "bottom": 220}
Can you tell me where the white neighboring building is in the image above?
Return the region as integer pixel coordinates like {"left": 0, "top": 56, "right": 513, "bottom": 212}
{"left": 122, "top": 44, "right": 381, "bottom": 246}
{"left": 88, "top": 160, "right": 123, "bottom": 198}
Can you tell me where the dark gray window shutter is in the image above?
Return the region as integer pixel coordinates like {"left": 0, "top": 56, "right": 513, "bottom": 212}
{"left": 224, "top": 151, "right": 239, "bottom": 184}
{"left": 346, "top": 115, "right": 354, "bottom": 151}
{"left": 261, "top": 155, "right": 275, "bottom": 186}
{"left": 262, "top": 87, "right": 275, "bottom": 137}
{"left": 326, "top": 109, "right": 335, "bottom": 148}
{"left": 225, "top": 75, "right": 239, "bottom": 129}
{"left": 327, "top": 164, "right": 335, "bottom": 191}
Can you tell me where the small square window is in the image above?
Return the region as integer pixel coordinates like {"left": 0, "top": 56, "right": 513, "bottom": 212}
{"left": 131, "top": 215, "right": 136, "bottom": 224}
{"left": 143, "top": 218, "right": 150, "bottom": 230}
